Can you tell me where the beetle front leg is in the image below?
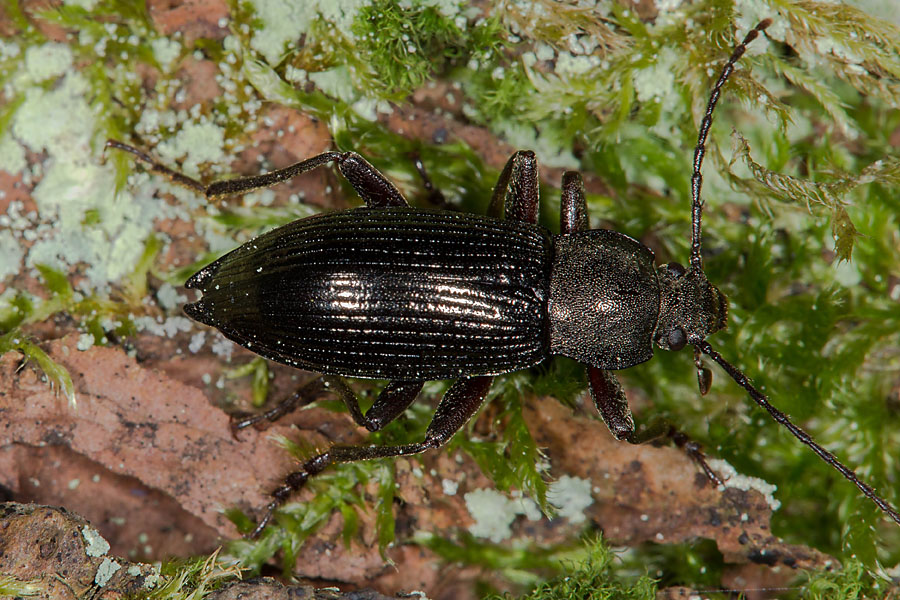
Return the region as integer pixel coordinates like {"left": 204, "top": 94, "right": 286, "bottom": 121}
{"left": 560, "top": 171, "right": 588, "bottom": 234}
{"left": 251, "top": 376, "right": 493, "bottom": 538}
{"left": 588, "top": 367, "right": 635, "bottom": 441}
{"left": 488, "top": 150, "right": 539, "bottom": 224}
{"left": 588, "top": 367, "right": 722, "bottom": 485}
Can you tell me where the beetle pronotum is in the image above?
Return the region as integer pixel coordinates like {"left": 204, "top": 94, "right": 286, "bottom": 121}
{"left": 108, "top": 18, "right": 900, "bottom": 539}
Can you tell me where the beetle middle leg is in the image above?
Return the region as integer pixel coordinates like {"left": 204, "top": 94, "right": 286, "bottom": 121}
{"left": 252, "top": 376, "right": 493, "bottom": 538}
{"left": 232, "top": 377, "right": 424, "bottom": 435}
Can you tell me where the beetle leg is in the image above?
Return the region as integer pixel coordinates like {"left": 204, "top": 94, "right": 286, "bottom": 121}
{"left": 331, "top": 152, "right": 410, "bottom": 208}
{"left": 106, "top": 140, "right": 409, "bottom": 207}
{"left": 251, "top": 376, "right": 493, "bottom": 537}
{"left": 588, "top": 367, "right": 635, "bottom": 441}
{"left": 488, "top": 150, "right": 539, "bottom": 224}
{"left": 230, "top": 377, "right": 423, "bottom": 436}
{"left": 104, "top": 140, "right": 206, "bottom": 193}
{"left": 322, "top": 377, "right": 424, "bottom": 432}
{"left": 208, "top": 151, "right": 410, "bottom": 207}
{"left": 588, "top": 367, "right": 723, "bottom": 485}
{"left": 230, "top": 377, "right": 327, "bottom": 438}
{"left": 560, "top": 171, "right": 589, "bottom": 234}
{"left": 409, "top": 151, "right": 449, "bottom": 208}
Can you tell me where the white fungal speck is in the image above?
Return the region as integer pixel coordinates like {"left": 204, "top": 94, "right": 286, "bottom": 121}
{"left": 442, "top": 478, "right": 459, "bottom": 495}
{"left": 547, "top": 475, "right": 594, "bottom": 523}
{"left": 189, "top": 332, "right": 206, "bottom": 353}
{"left": 707, "top": 458, "right": 781, "bottom": 511}
{"left": 464, "top": 488, "right": 539, "bottom": 542}
{"left": 76, "top": 333, "right": 94, "bottom": 351}
{"left": 156, "top": 282, "right": 187, "bottom": 311}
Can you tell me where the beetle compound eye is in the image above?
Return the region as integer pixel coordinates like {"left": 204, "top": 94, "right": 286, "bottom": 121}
{"left": 665, "top": 262, "right": 686, "bottom": 278}
{"left": 667, "top": 327, "right": 687, "bottom": 351}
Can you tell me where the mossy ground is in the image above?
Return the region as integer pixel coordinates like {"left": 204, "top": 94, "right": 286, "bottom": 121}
{"left": 1, "top": 0, "right": 899, "bottom": 598}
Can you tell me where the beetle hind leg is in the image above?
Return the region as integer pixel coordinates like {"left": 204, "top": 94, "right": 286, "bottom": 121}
{"left": 106, "top": 140, "right": 410, "bottom": 208}
{"left": 250, "top": 376, "right": 493, "bottom": 538}
{"left": 204, "top": 150, "right": 411, "bottom": 208}
{"left": 105, "top": 140, "right": 206, "bottom": 193}
{"left": 230, "top": 377, "right": 326, "bottom": 438}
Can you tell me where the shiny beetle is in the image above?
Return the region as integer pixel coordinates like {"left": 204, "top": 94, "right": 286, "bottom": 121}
{"left": 108, "top": 19, "right": 900, "bottom": 537}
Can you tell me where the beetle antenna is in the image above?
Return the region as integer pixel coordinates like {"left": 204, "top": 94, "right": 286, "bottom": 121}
{"left": 690, "top": 19, "right": 771, "bottom": 271}
{"left": 694, "top": 339, "right": 900, "bottom": 526}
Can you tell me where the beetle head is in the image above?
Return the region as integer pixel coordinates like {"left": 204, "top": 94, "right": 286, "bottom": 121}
{"left": 654, "top": 262, "right": 727, "bottom": 351}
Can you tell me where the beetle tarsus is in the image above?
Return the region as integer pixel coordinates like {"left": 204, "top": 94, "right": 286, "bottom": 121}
{"left": 105, "top": 139, "right": 206, "bottom": 192}
{"left": 409, "top": 151, "right": 448, "bottom": 208}
{"left": 230, "top": 378, "right": 328, "bottom": 439}
{"left": 670, "top": 430, "right": 724, "bottom": 488}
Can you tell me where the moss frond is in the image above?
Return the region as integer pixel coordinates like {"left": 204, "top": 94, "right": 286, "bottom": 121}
{"left": 0, "top": 574, "right": 45, "bottom": 597}
{"left": 800, "top": 556, "right": 894, "bottom": 600}
{"left": 451, "top": 376, "right": 551, "bottom": 513}
{"left": 139, "top": 550, "right": 241, "bottom": 600}
{"left": 351, "top": 0, "right": 503, "bottom": 98}
{"left": 480, "top": 535, "right": 657, "bottom": 600}
{"left": 728, "top": 132, "right": 900, "bottom": 260}
{"left": 0, "top": 331, "right": 76, "bottom": 406}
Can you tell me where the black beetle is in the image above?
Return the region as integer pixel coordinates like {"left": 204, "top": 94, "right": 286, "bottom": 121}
{"left": 108, "top": 19, "right": 900, "bottom": 537}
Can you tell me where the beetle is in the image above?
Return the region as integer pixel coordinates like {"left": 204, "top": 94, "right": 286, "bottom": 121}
{"left": 108, "top": 19, "right": 900, "bottom": 538}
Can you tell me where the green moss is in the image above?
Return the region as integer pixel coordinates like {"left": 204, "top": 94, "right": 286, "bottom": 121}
{"left": 224, "top": 356, "right": 270, "bottom": 407}
{"left": 351, "top": 1, "right": 503, "bottom": 98}
{"left": 131, "top": 552, "right": 239, "bottom": 600}
{"left": 225, "top": 454, "right": 398, "bottom": 576}
{"left": 0, "top": 575, "right": 45, "bottom": 597}
{"left": 450, "top": 376, "right": 551, "bottom": 512}
{"left": 801, "top": 557, "right": 895, "bottom": 600}
{"left": 479, "top": 535, "right": 657, "bottom": 600}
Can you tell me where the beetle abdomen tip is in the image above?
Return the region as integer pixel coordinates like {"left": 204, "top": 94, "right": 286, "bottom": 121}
{"left": 183, "top": 299, "right": 216, "bottom": 327}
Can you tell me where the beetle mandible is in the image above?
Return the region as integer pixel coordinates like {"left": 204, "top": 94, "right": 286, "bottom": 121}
{"left": 108, "top": 19, "right": 900, "bottom": 538}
